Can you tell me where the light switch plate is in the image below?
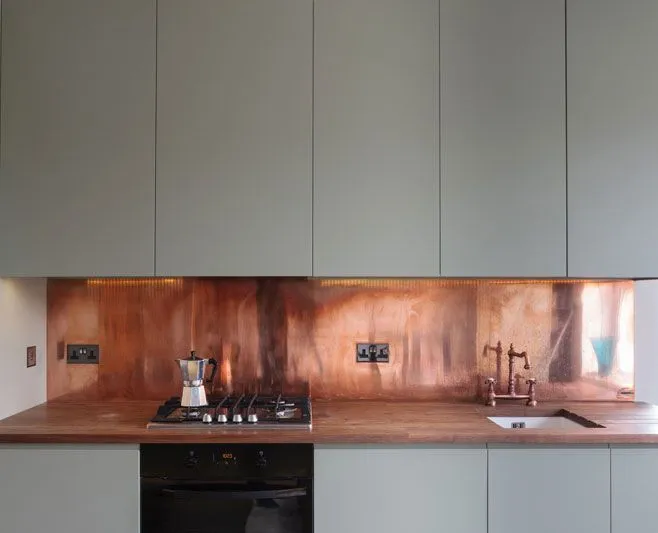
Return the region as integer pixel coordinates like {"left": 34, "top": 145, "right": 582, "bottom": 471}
{"left": 26, "top": 346, "right": 36, "bottom": 368}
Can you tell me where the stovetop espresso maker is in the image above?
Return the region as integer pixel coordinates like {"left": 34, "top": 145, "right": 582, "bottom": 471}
{"left": 176, "top": 351, "right": 218, "bottom": 407}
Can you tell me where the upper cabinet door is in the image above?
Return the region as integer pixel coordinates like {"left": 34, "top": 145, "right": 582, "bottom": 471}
{"left": 314, "top": 0, "right": 439, "bottom": 277}
{"left": 441, "top": 0, "right": 566, "bottom": 277}
{"left": 156, "top": 0, "right": 312, "bottom": 277}
{"left": 0, "top": 0, "right": 156, "bottom": 277}
{"left": 568, "top": 0, "right": 658, "bottom": 278}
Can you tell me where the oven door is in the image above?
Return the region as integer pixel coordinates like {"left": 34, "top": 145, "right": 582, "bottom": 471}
{"left": 141, "top": 478, "right": 311, "bottom": 533}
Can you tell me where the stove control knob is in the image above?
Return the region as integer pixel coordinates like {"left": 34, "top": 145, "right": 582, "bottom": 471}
{"left": 184, "top": 451, "right": 199, "bottom": 468}
{"left": 202, "top": 413, "right": 213, "bottom": 424}
{"left": 217, "top": 413, "right": 228, "bottom": 424}
{"left": 256, "top": 450, "right": 267, "bottom": 468}
{"left": 247, "top": 413, "right": 258, "bottom": 424}
{"left": 233, "top": 413, "right": 243, "bottom": 424}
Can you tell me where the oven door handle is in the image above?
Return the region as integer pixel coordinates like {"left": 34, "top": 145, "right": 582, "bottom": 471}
{"left": 161, "top": 486, "right": 307, "bottom": 501}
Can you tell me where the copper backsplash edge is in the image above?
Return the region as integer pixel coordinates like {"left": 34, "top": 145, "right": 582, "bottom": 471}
{"left": 46, "top": 278, "right": 634, "bottom": 402}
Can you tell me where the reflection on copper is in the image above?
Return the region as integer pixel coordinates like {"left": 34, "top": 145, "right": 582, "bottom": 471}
{"left": 47, "top": 278, "right": 634, "bottom": 402}
{"left": 222, "top": 358, "right": 233, "bottom": 394}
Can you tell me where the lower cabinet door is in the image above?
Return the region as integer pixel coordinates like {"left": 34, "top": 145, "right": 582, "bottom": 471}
{"left": 314, "top": 445, "right": 487, "bottom": 533}
{"left": 489, "top": 446, "right": 610, "bottom": 533}
{"left": 0, "top": 444, "right": 139, "bottom": 533}
{"left": 611, "top": 446, "right": 658, "bottom": 533}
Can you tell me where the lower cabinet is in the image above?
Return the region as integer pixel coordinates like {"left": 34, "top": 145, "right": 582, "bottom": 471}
{"left": 2, "top": 442, "right": 656, "bottom": 533}
{"left": 489, "top": 446, "right": 610, "bottom": 533}
{"left": 0, "top": 444, "right": 139, "bottom": 533}
{"left": 314, "top": 445, "right": 487, "bottom": 533}
{"left": 611, "top": 446, "right": 658, "bottom": 533}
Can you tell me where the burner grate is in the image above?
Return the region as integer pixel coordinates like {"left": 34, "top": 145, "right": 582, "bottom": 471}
{"left": 148, "top": 394, "right": 312, "bottom": 429}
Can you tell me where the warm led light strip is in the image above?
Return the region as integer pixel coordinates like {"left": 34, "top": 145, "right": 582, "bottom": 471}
{"left": 84, "top": 278, "right": 629, "bottom": 289}
{"left": 86, "top": 278, "right": 182, "bottom": 287}
{"left": 316, "top": 278, "right": 625, "bottom": 288}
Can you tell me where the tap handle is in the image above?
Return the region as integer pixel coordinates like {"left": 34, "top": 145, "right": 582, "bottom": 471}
{"left": 526, "top": 378, "right": 537, "bottom": 407}
{"left": 485, "top": 378, "right": 497, "bottom": 407}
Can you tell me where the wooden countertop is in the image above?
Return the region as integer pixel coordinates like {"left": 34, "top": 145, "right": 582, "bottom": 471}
{"left": 1, "top": 400, "right": 658, "bottom": 444}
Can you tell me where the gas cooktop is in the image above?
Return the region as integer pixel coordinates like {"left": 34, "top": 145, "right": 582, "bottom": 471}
{"left": 147, "top": 394, "right": 312, "bottom": 429}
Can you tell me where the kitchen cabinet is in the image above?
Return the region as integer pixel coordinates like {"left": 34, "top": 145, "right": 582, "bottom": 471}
{"left": 156, "top": 0, "right": 312, "bottom": 276}
{"left": 440, "top": 0, "right": 566, "bottom": 277}
{"left": 313, "top": 0, "right": 439, "bottom": 277}
{"left": 611, "top": 446, "right": 658, "bottom": 533}
{"left": 568, "top": 0, "right": 658, "bottom": 277}
{"left": 0, "top": 444, "right": 139, "bottom": 533}
{"left": 489, "top": 446, "right": 610, "bottom": 533}
{"left": 0, "top": 0, "right": 156, "bottom": 276}
{"left": 314, "top": 445, "right": 487, "bottom": 533}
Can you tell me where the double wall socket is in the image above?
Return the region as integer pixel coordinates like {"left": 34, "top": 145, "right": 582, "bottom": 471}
{"left": 356, "top": 343, "right": 390, "bottom": 363}
{"left": 67, "top": 344, "right": 100, "bottom": 364}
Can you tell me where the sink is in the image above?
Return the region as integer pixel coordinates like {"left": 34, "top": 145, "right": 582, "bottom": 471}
{"left": 488, "top": 410, "right": 605, "bottom": 429}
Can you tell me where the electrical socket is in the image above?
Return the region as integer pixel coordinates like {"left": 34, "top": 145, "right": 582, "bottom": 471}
{"left": 26, "top": 346, "right": 36, "bottom": 368}
{"left": 66, "top": 344, "right": 100, "bottom": 365}
{"left": 356, "top": 343, "right": 390, "bottom": 363}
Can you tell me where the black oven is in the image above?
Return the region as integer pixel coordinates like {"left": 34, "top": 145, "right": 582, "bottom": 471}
{"left": 141, "top": 444, "right": 313, "bottom": 533}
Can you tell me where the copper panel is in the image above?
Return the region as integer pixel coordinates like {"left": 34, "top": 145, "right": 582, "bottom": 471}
{"left": 47, "top": 278, "right": 634, "bottom": 401}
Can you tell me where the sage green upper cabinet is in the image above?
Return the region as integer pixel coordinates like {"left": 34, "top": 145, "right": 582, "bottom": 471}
{"left": 568, "top": 0, "right": 658, "bottom": 278}
{"left": 0, "top": 0, "right": 156, "bottom": 277}
{"left": 441, "top": 0, "right": 566, "bottom": 277}
{"left": 314, "top": 0, "right": 439, "bottom": 277}
{"left": 156, "top": 0, "right": 312, "bottom": 276}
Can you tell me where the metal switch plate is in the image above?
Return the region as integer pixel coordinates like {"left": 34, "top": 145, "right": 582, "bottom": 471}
{"left": 356, "top": 343, "right": 390, "bottom": 363}
{"left": 26, "top": 346, "right": 36, "bottom": 368}
{"left": 66, "top": 344, "right": 100, "bottom": 364}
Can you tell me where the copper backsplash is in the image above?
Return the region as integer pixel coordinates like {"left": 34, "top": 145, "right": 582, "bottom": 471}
{"left": 47, "top": 278, "right": 634, "bottom": 401}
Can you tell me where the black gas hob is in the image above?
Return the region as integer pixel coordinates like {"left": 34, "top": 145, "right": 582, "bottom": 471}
{"left": 147, "top": 394, "right": 312, "bottom": 429}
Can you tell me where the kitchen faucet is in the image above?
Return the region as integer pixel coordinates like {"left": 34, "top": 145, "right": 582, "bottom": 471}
{"left": 484, "top": 343, "right": 537, "bottom": 407}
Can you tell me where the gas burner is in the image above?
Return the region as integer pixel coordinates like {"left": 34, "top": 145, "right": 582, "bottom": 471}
{"left": 276, "top": 408, "right": 298, "bottom": 419}
{"left": 147, "top": 394, "right": 312, "bottom": 429}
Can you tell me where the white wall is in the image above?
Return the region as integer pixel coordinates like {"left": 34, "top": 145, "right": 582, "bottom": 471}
{"left": 0, "top": 279, "right": 47, "bottom": 420}
{"left": 635, "top": 280, "right": 658, "bottom": 405}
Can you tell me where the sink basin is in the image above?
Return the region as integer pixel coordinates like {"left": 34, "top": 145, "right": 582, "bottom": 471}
{"left": 488, "top": 410, "right": 605, "bottom": 429}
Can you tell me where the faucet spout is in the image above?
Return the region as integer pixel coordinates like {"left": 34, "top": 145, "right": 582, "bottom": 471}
{"left": 508, "top": 344, "right": 530, "bottom": 370}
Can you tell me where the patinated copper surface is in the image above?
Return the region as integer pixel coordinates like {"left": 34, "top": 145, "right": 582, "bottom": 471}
{"left": 47, "top": 278, "right": 633, "bottom": 401}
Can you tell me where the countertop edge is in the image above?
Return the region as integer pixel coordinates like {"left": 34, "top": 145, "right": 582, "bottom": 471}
{"left": 3, "top": 433, "right": 658, "bottom": 445}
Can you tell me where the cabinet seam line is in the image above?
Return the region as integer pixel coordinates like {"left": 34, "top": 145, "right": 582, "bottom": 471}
{"left": 0, "top": 0, "right": 3, "bottom": 185}
{"left": 153, "top": 0, "right": 159, "bottom": 276}
{"left": 311, "top": 0, "right": 315, "bottom": 277}
{"left": 564, "top": 0, "right": 569, "bottom": 277}
{"left": 436, "top": 0, "right": 441, "bottom": 276}
{"left": 485, "top": 443, "right": 489, "bottom": 532}
{"left": 609, "top": 444, "right": 612, "bottom": 533}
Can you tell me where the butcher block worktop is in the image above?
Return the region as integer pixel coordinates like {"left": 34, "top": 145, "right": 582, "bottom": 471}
{"left": 1, "top": 400, "right": 658, "bottom": 444}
